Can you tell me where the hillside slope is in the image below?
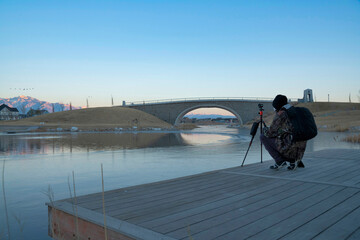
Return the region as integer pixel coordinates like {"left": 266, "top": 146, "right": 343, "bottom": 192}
{"left": 0, "top": 106, "right": 172, "bottom": 130}
{"left": 254, "top": 102, "right": 360, "bottom": 132}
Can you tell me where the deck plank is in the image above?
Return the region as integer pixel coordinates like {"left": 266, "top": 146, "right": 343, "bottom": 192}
{"left": 278, "top": 190, "right": 360, "bottom": 240}
{"left": 138, "top": 179, "right": 293, "bottom": 228}
{"left": 110, "top": 175, "right": 265, "bottom": 220}
{"left": 152, "top": 181, "right": 304, "bottom": 234}
{"left": 167, "top": 183, "right": 320, "bottom": 239}
{"left": 312, "top": 203, "right": 360, "bottom": 240}
{"left": 83, "top": 173, "right": 244, "bottom": 210}
{"left": 247, "top": 188, "right": 359, "bottom": 240}
{"left": 184, "top": 184, "right": 329, "bottom": 240}
{"left": 216, "top": 185, "right": 342, "bottom": 240}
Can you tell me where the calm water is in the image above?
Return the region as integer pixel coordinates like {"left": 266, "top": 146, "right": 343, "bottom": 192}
{"left": 0, "top": 126, "right": 359, "bottom": 240}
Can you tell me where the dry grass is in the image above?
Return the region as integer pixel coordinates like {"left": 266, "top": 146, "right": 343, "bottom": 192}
{"left": 245, "top": 102, "right": 360, "bottom": 132}
{"left": 0, "top": 106, "right": 172, "bottom": 131}
{"left": 343, "top": 134, "right": 360, "bottom": 143}
{"left": 334, "top": 126, "right": 350, "bottom": 132}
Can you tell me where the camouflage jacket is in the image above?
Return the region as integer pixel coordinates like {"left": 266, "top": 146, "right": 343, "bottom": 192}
{"left": 263, "top": 106, "right": 307, "bottom": 160}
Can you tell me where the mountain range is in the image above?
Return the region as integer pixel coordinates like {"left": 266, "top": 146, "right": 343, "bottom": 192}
{"left": 0, "top": 96, "right": 81, "bottom": 114}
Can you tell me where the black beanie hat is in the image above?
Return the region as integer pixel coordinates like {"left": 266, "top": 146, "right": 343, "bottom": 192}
{"left": 272, "top": 95, "right": 288, "bottom": 111}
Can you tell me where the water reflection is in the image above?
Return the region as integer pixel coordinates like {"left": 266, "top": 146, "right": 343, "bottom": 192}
{"left": 1, "top": 128, "right": 359, "bottom": 156}
{"left": 0, "top": 132, "right": 188, "bottom": 155}
{"left": 181, "top": 133, "right": 232, "bottom": 145}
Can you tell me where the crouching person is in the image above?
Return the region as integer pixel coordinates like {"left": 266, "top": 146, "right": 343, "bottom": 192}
{"left": 260, "top": 95, "right": 306, "bottom": 170}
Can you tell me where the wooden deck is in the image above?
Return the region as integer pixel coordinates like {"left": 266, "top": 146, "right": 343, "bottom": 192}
{"left": 48, "top": 149, "right": 360, "bottom": 240}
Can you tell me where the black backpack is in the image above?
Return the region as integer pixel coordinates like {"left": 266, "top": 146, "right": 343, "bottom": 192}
{"left": 286, "top": 106, "right": 317, "bottom": 142}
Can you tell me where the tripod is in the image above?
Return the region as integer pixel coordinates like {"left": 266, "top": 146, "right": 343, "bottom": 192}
{"left": 241, "top": 104, "right": 265, "bottom": 167}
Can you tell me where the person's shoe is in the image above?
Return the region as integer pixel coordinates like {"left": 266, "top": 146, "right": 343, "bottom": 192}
{"left": 269, "top": 161, "right": 287, "bottom": 170}
{"left": 297, "top": 161, "right": 305, "bottom": 168}
{"left": 287, "top": 163, "right": 296, "bottom": 170}
{"left": 288, "top": 160, "right": 305, "bottom": 170}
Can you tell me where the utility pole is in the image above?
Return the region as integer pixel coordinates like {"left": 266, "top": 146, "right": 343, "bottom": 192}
{"left": 328, "top": 94, "right": 330, "bottom": 102}
{"left": 86, "top": 98, "right": 89, "bottom": 108}
{"left": 111, "top": 95, "right": 114, "bottom": 106}
{"left": 349, "top": 93, "right": 351, "bottom": 103}
{"left": 70, "top": 102, "right": 72, "bottom": 111}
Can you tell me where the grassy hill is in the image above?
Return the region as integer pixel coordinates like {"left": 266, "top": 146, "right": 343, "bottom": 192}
{"left": 0, "top": 106, "right": 172, "bottom": 131}
{"left": 257, "top": 102, "right": 360, "bottom": 132}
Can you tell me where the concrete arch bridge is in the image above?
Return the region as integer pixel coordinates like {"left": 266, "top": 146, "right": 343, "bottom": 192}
{"left": 126, "top": 98, "right": 276, "bottom": 126}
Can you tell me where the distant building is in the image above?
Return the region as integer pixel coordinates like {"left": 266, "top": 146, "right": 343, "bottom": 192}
{"left": 298, "top": 89, "right": 314, "bottom": 103}
{"left": 26, "top": 108, "right": 49, "bottom": 118}
{"left": 0, "top": 104, "right": 20, "bottom": 120}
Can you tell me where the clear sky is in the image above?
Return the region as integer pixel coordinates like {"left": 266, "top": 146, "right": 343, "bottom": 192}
{"left": 1, "top": 0, "right": 359, "bottom": 108}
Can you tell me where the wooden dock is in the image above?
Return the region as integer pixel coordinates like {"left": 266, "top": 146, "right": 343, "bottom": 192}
{"left": 48, "top": 149, "right": 360, "bottom": 240}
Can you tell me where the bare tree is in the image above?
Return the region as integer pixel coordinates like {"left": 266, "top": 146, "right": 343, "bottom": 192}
{"left": 59, "top": 103, "right": 64, "bottom": 112}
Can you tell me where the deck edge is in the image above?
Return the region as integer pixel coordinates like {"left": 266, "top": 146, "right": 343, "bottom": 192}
{"left": 47, "top": 201, "right": 177, "bottom": 240}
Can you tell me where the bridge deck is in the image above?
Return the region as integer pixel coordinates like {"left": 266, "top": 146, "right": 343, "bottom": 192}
{"left": 48, "top": 149, "right": 360, "bottom": 240}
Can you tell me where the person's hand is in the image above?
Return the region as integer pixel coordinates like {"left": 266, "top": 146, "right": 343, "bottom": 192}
{"left": 263, "top": 126, "right": 269, "bottom": 136}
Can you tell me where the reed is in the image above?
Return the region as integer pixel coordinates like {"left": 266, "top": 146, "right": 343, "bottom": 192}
{"left": 0, "top": 228, "right": 5, "bottom": 240}
{"left": 13, "top": 214, "right": 25, "bottom": 240}
{"left": 101, "top": 164, "right": 108, "bottom": 240}
{"left": 67, "top": 172, "right": 80, "bottom": 240}
{"left": 334, "top": 125, "right": 349, "bottom": 132}
{"left": 343, "top": 134, "right": 360, "bottom": 143}
{"left": 2, "top": 160, "right": 11, "bottom": 240}
{"left": 43, "top": 185, "right": 62, "bottom": 239}
{"left": 187, "top": 225, "right": 194, "bottom": 240}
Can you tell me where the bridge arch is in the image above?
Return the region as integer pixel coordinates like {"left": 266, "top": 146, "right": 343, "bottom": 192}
{"left": 174, "top": 104, "right": 243, "bottom": 126}
{"left": 127, "top": 99, "right": 274, "bottom": 126}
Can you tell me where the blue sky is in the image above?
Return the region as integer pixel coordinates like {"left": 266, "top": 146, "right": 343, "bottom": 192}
{"left": 1, "top": 0, "right": 359, "bottom": 108}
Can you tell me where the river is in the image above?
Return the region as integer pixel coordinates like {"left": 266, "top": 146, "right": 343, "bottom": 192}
{"left": 0, "top": 125, "right": 359, "bottom": 240}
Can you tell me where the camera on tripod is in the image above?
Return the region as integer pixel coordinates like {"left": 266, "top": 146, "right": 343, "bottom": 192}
{"left": 258, "top": 103, "right": 264, "bottom": 111}
{"left": 241, "top": 102, "right": 266, "bottom": 167}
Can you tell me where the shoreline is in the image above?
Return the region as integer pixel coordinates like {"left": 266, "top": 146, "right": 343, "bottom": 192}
{"left": 1, "top": 123, "right": 360, "bottom": 135}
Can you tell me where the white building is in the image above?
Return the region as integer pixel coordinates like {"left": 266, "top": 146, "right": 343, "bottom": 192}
{"left": 0, "top": 104, "right": 20, "bottom": 120}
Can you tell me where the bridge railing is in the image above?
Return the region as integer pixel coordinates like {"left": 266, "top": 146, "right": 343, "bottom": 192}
{"left": 124, "top": 97, "right": 280, "bottom": 106}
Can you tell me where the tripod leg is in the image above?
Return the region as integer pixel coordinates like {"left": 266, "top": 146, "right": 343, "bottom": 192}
{"left": 260, "top": 118, "right": 263, "bottom": 163}
{"left": 241, "top": 136, "right": 255, "bottom": 167}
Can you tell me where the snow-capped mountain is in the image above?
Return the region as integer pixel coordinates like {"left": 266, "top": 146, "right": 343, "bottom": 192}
{"left": 0, "top": 96, "right": 81, "bottom": 114}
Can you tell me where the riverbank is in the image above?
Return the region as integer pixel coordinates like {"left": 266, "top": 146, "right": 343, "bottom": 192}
{"left": 0, "top": 106, "right": 173, "bottom": 133}
{"left": 1, "top": 102, "right": 359, "bottom": 133}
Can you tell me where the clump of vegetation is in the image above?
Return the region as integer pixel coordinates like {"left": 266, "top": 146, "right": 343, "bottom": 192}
{"left": 334, "top": 125, "right": 349, "bottom": 132}
{"left": 343, "top": 134, "right": 360, "bottom": 143}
